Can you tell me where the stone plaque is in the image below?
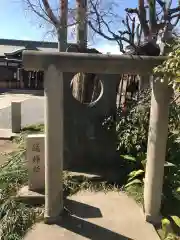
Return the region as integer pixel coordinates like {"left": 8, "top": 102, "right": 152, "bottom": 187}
{"left": 26, "top": 134, "right": 45, "bottom": 191}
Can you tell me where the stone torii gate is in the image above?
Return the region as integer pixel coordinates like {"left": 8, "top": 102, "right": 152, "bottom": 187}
{"left": 23, "top": 51, "right": 171, "bottom": 225}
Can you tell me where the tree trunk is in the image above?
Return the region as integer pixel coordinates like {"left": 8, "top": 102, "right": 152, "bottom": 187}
{"left": 72, "top": 48, "right": 101, "bottom": 104}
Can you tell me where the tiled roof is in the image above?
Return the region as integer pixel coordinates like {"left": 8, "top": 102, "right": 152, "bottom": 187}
{"left": 0, "top": 39, "right": 60, "bottom": 56}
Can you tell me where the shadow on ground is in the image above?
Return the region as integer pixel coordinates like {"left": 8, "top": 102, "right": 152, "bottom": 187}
{"left": 57, "top": 215, "right": 132, "bottom": 240}
{"left": 65, "top": 199, "right": 103, "bottom": 218}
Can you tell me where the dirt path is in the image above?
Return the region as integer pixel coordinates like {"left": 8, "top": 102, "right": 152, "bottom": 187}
{"left": 0, "top": 140, "right": 18, "bottom": 166}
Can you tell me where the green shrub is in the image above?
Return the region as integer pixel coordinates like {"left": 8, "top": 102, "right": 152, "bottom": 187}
{"left": 154, "top": 39, "right": 180, "bottom": 94}
{"left": 0, "top": 128, "right": 44, "bottom": 240}
{"left": 112, "top": 88, "right": 180, "bottom": 239}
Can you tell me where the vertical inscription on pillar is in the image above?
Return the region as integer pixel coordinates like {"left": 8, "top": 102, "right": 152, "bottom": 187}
{"left": 26, "top": 134, "right": 45, "bottom": 191}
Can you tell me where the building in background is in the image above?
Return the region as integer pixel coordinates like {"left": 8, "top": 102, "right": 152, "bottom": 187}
{"left": 0, "top": 39, "right": 59, "bottom": 91}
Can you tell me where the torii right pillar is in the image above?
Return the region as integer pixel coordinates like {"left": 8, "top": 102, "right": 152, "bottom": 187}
{"left": 144, "top": 76, "right": 172, "bottom": 224}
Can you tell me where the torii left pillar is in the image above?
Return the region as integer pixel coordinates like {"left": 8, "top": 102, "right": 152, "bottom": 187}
{"left": 44, "top": 65, "right": 64, "bottom": 224}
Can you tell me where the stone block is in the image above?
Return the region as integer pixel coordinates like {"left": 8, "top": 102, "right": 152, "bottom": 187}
{"left": 16, "top": 185, "right": 44, "bottom": 205}
{"left": 11, "top": 101, "right": 21, "bottom": 133}
{"left": 26, "top": 134, "right": 45, "bottom": 191}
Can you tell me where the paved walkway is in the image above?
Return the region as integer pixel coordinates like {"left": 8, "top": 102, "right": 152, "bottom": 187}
{"left": 0, "top": 93, "right": 40, "bottom": 109}
{"left": 24, "top": 191, "right": 160, "bottom": 240}
{"left": 0, "top": 93, "right": 44, "bottom": 129}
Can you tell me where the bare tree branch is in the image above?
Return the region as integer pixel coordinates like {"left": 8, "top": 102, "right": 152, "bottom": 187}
{"left": 156, "top": 0, "right": 165, "bottom": 8}
{"left": 125, "top": 1, "right": 150, "bottom": 39}
{"left": 169, "top": 6, "right": 180, "bottom": 14}
{"left": 88, "top": 0, "right": 138, "bottom": 52}
{"left": 22, "top": 0, "right": 180, "bottom": 54}
{"left": 25, "top": 0, "right": 52, "bottom": 24}
{"left": 41, "top": 0, "right": 59, "bottom": 26}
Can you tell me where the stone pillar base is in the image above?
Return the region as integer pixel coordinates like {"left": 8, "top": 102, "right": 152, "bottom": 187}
{"left": 16, "top": 185, "right": 44, "bottom": 205}
{"left": 145, "top": 214, "right": 162, "bottom": 226}
{"left": 44, "top": 213, "right": 63, "bottom": 225}
{"left": 141, "top": 206, "right": 162, "bottom": 226}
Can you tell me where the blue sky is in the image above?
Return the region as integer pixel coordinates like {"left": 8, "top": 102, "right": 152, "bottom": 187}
{"left": 0, "top": 0, "right": 137, "bottom": 53}
{"left": 0, "top": 0, "right": 178, "bottom": 53}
